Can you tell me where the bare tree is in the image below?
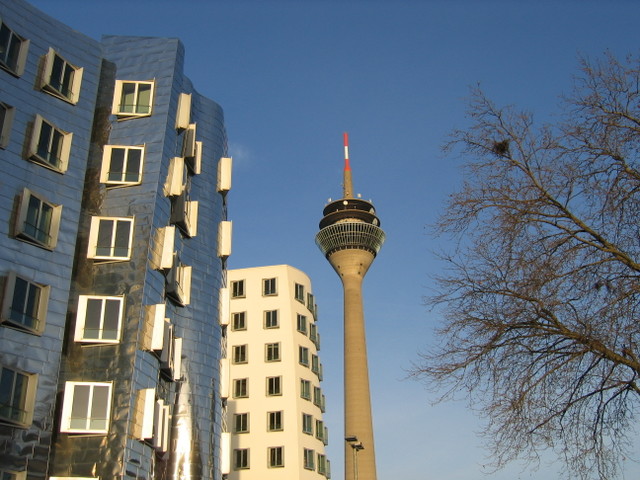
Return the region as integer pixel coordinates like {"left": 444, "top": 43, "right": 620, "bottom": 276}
{"left": 415, "top": 53, "right": 640, "bottom": 479}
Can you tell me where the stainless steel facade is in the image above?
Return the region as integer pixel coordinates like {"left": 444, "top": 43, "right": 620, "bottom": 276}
{"left": 0, "top": 2, "right": 228, "bottom": 479}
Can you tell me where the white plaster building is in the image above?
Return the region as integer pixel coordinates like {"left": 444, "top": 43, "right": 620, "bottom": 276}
{"left": 224, "top": 265, "right": 330, "bottom": 479}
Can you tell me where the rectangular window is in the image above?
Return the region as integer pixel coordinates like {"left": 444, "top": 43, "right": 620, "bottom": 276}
{"left": 27, "top": 114, "right": 73, "bottom": 173}
{"left": 0, "top": 101, "right": 15, "bottom": 148}
{"left": 267, "top": 411, "right": 283, "bottom": 432}
{"left": 295, "top": 283, "right": 305, "bottom": 302}
{"left": 299, "top": 346, "right": 309, "bottom": 366}
{"left": 1, "top": 272, "right": 49, "bottom": 334}
{"left": 112, "top": 80, "right": 154, "bottom": 118}
{"left": 60, "top": 381, "right": 113, "bottom": 433}
{"left": 181, "top": 124, "right": 201, "bottom": 174}
{"left": 231, "top": 280, "right": 245, "bottom": 298}
{"left": 232, "top": 345, "right": 247, "bottom": 364}
{"left": 0, "top": 366, "right": 36, "bottom": 426}
{"left": 268, "top": 446, "right": 284, "bottom": 468}
{"left": 313, "top": 386, "right": 322, "bottom": 407}
{"left": 265, "top": 342, "right": 280, "bottom": 362}
{"left": 0, "top": 20, "right": 29, "bottom": 76}
{"left": 170, "top": 187, "right": 198, "bottom": 237}
{"left": 74, "top": 295, "right": 124, "bottom": 343}
{"left": 233, "top": 448, "right": 249, "bottom": 470}
{"left": 304, "top": 448, "right": 315, "bottom": 470}
{"left": 41, "top": 48, "right": 83, "bottom": 104}
{"left": 266, "top": 376, "right": 282, "bottom": 396}
{"left": 233, "top": 413, "right": 249, "bottom": 433}
{"left": 312, "top": 354, "right": 320, "bottom": 375}
{"left": 302, "top": 413, "right": 313, "bottom": 435}
{"left": 315, "top": 419, "right": 325, "bottom": 441}
{"left": 100, "top": 145, "right": 144, "bottom": 186}
{"left": 318, "top": 454, "right": 328, "bottom": 475}
{"left": 264, "top": 310, "right": 278, "bottom": 329}
{"left": 232, "top": 312, "right": 246, "bottom": 331}
{"left": 165, "top": 254, "right": 192, "bottom": 306}
{"left": 87, "top": 216, "right": 134, "bottom": 261}
{"left": 263, "top": 277, "right": 277, "bottom": 296}
{"left": 297, "top": 314, "right": 307, "bottom": 335}
{"left": 233, "top": 378, "right": 248, "bottom": 398}
{"left": 307, "top": 293, "right": 315, "bottom": 310}
{"left": 15, "top": 188, "right": 62, "bottom": 250}
{"left": 300, "top": 379, "right": 311, "bottom": 400}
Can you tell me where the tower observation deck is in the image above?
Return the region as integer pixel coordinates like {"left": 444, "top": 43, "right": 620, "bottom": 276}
{"left": 315, "top": 133, "right": 385, "bottom": 480}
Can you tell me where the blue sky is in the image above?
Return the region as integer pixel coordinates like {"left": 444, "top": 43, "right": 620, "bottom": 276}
{"left": 29, "top": 1, "right": 640, "bottom": 478}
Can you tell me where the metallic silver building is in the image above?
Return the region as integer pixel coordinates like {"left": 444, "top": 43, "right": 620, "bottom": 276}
{"left": 0, "top": 2, "right": 231, "bottom": 479}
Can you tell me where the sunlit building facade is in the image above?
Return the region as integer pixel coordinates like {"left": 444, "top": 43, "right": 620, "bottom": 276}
{"left": 225, "top": 265, "right": 331, "bottom": 479}
{"left": 0, "top": 1, "right": 231, "bottom": 479}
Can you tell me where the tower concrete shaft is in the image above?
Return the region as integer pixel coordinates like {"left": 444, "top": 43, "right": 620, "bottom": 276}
{"left": 315, "top": 133, "right": 385, "bottom": 480}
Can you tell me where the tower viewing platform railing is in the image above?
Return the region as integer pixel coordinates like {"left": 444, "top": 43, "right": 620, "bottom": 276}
{"left": 315, "top": 221, "right": 386, "bottom": 257}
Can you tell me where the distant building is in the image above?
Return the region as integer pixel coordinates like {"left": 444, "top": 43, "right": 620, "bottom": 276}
{"left": 0, "top": 1, "right": 232, "bottom": 479}
{"left": 225, "top": 265, "right": 331, "bottom": 479}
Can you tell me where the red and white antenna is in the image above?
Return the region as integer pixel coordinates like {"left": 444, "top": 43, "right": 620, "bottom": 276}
{"left": 343, "top": 132, "right": 353, "bottom": 198}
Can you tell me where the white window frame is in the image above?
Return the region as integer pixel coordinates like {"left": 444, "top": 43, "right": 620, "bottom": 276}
{"left": 60, "top": 381, "right": 113, "bottom": 434}
{"left": 262, "top": 277, "right": 277, "bottom": 296}
{"left": 181, "top": 124, "right": 201, "bottom": 174}
{"left": 0, "top": 19, "right": 29, "bottom": 76}
{"left": 41, "top": 47, "right": 83, "bottom": 104}
{"left": 87, "top": 216, "right": 134, "bottom": 261}
{"left": 164, "top": 156, "right": 187, "bottom": 196}
{"left": 1, "top": 272, "right": 49, "bottom": 334}
{"left": 175, "top": 92, "right": 191, "bottom": 131}
{"left": 264, "top": 310, "right": 278, "bottom": 329}
{"left": 153, "top": 399, "right": 171, "bottom": 452}
{"left": 0, "top": 366, "right": 37, "bottom": 427}
{"left": 217, "top": 156, "right": 232, "bottom": 193}
{"left": 266, "top": 376, "right": 282, "bottom": 396}
{"left": 233, "top": 378, "right": 248, "bottom": 398}
{"left": 74, "top": 295, "right": 124, "bottom": 344}
{"left": 165, "top": 254, "right": 192, "bottom": 306}
{"left": 27, "top": 114, "right": 73, "bottom": 173}
{"left": 100, "top": 145, "right": 144, "bottom": 186}
{"left": 0, "top": 101, "right": 15, "bottom": 148}
{"left": 268, "top": 446, "right": 284, "bottom": 468}
{"left": 170, "top": 188, "right": 198, "bottom": 237}
{"left": 231, "top": 312, "right": 246, "bottom": 331}
{"left": 15, "top": 188, "right": 62, "bottom": 250}
{"left": 233, "top": 412, "right": 249, "bottom": 434}
{"left": 112, "top": 80, "right": 154, "bottom": 119}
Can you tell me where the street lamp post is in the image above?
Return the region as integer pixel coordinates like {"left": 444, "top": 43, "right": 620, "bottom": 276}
{"left": 345, "top": 436, "right": 365, "bottom": 480}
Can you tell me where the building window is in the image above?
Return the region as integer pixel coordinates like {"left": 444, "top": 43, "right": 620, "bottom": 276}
{"left": 266, "top": 376, "right": 282, "bottom": 396}
{"left": 0, "top": 366, "right": 36, "bottom": 426}
{"left": 1, "top": 272, "right": 49, "bottom": 334}
{"left": 299, "top": 346, "right": 309, "bottom": 366}
{"left": 297, "top": 314, "right": 307, "bottom": 335}
{"left": 302, "top": 413, "right": 313, "bottom": 435}
{"left": 232, "top": 345, "right": 247, "bottom": 364}
{"left": 0, "top": 101, "right": 15, "bottom": 148}
{"left": 315, "top": 419, "right": 325, "bottom": 441}
{"left": 233, "top": 413, "right": 249, "bottom": 434}
{"left": 112, "top": 80, "right": 154, "bottom": 118}
{"left": 294, "top": 283, "right": 305, "bottom": 302}
{"left": 87, "top": 216, "right": 134, "bottom": 261}
{"left": 40, "top": 48, "right": 83, "bottom": 104}
{"left": 60, "top": 381, "right": 112, "bottom": 433}
{"left": 318, "top": 454, "right": 328, "bottom": 475}
{"left": 232, "top": 312, "right": 246, "bottom": 331}
{"left": 233, "top": 448, "right": 249, "bottom": 470}
{"left": 312, "top": 354, "right": 321, "bottom": 376}
{"left": 268, "top": 446, "right": 284, "bottom": 468}
{"left": 74, "top": 295, "right": 124, "bottom": 343}
{"left": 262, "top": 277, "right": 277, "bottom": 296}
{"left": 300, "top": 379, "right": 311, "bottom": 400}
{"left": 231, "top": 280, "right": 245, "bottom": 298}
{"left": 15, "top": 188, "right": 62, "bottom": 250}
{"left": 265, "top": 342, "right": 280, "bottom": 362}
{"left": 304, "top": 448, "right": 315, "bottom": 470}
{"left": 165, "top": 254, "right": 192, "bottom": 306}
{"left": 181, "top": 124, "right": 201, "bottom": 174}
{"left": 267, "top": 411, "right": 283, "bottom": 432}
{"left": 0, "top": 469, "right": 26, "bottom": 480}
{"left": 233, "top": 378, "right": 248, "bottom": 398}
{"left": 27, "top": 114, "right": 73, "bottom": 173}
{"left": 307, "top": 292, "right": 315, "bottom": 310}
{"left": 264, "top": 310, "right": 278, "bottom": 329}
{"left": 0, "top": 20, "right": 29, "bottom": 76}
{"left": 100, "top": 145, "right": 144, "bottom": 186}
{"left": 170, "top": 185, "right": 198, "bottom": 237}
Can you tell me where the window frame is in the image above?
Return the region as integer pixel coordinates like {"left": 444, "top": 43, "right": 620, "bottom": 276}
{"left": 294, "top": 283, "right": 305, "bottom": 302}
{"left": 0, "top": 101, "right": 15, "bottom": 148}
{"left": 0, "top": 19, "right": 29, "bottom": 76}
{"left": 100, "top": 144, "right": 144, "bottom": 186}
{"left": 233, "top": 378, "right": 248, "bottom": 398}
{"left": 299, "top": 346, "right": 309, "bottom": 367}
{"left": 74, "top": 295, "right": 124, "bottom": 344}
{"left": 300, "top": 379, "right": 311, "bottom": 400}
{"left": 302, "top": 413, "right": 313, "bottom": 435}
{"left": 268, "top": 446, "right": 284, "bottom": 468}
{"left": 267, "top": 411, "right": 283, "bottom": 432}
{"left": 233, "top": 448, "right": 249, "bottom": 470}
{"left": 232, "top": 344, "right": 248, "bottom": 364}
{"left": 112, "top": 79, "right": 155, "bottom": 119}
{"left": 304, "top": 448, "right": 315, "bottom": 470}
{"left": 262, "top": 277, "right": 277, "bottom": 296}
{"left": 233, "top": 412, "right": 249, "bottom": 434}
{"left": 15, "top": 188, "right": 62, "bottom": 250}
{"left": 1, "top": 272, "right": 49, "bottom": 334}
{"left": 266, "top": 376, "right": 282, "bottom": 396}
{"left": 27, "top": 114, "right": 73, "bottom": 173}
{"left": 231, "top": 280, "right": 245, "bottom": 298}
{"left": 87, "top": 216, "right": 134, "bottom": 261}
{"left": 40, "top": 47, "right": 83, "bottom": 104}
{"left": 297, "top": 314, "right": 307, "bottom": 335}
{"left": 60, "top": 381, "right": 113, "bottom": 434}
{"left": 170, "top": 185, "right": 198, "bottom": 237}
{"left": 265, "top": 342, "right": 280, "bottom": 362}
{"left": 231, "top": 311, "right": 246, "bottom": 331}
{"left": 0, "top": 365, "right": 37, "bottom": 427}
{"left": 165, "top": 254, "right": 192, "bottom": 306}
{"left": 264, "top": 310, "right": 278, "bottom": 329}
